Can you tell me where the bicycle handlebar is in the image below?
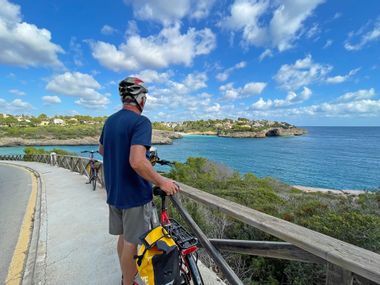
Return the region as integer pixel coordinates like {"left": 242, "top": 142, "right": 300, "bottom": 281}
{"left": 155, "top": 159, "right": 174, "bottom": 166}
{"left": 81, "top": 150, "right": 99, "bottom": 154}
{"left": 153, "top": 186, "right": 167, "bottom": 197}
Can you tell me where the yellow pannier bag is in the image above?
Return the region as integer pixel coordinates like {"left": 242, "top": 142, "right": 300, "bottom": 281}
{"left": 136, "top": 226, "right": 180, "bottom": 285}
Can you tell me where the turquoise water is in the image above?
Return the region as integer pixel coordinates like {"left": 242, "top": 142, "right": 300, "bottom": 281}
{"left": 1, "top": 127, "right": 379, "bottom": 190}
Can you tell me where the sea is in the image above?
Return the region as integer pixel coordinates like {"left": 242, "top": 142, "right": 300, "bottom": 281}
{"left": 1, "top": 127, "right": 379, "bottom": 191}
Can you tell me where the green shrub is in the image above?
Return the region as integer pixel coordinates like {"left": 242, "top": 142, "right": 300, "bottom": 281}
{"left": 166, "top": 157, "right": 380, "bottom": 284}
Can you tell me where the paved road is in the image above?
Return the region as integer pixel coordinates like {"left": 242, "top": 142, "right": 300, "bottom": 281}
{"left": 0, "top": 161, "right": 226, "bottom": 285}
{"left": 0, "top": 163, "right": 32, "bottom": 284}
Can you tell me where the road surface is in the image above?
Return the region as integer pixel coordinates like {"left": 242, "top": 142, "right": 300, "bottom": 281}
{"left": 0, "top": 163, "right": 31, "bottom": 284}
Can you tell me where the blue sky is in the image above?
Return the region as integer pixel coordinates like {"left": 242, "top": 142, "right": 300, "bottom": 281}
{"left": 0, "top": 0, "right": 379, "bottom": 126}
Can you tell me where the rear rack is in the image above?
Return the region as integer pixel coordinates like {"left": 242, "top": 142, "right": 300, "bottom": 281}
{"left": 165, "top": 219, "right": 199, "bottom": 249}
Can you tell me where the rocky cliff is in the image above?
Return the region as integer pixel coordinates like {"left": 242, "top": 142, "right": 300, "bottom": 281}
{"left": 0, "top": 129, "right": 183, "bottom": 147}
{"left": 218, "top": 127, "right": 306, "bottom": 138}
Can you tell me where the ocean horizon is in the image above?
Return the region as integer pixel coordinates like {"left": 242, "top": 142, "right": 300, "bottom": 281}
{"left": 1, "top": 126, "right": 379, "bottom": 191}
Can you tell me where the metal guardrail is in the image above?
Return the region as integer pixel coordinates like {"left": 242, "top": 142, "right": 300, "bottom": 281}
{"left": 1, "top": 153, "right": 379, "bottom": 285}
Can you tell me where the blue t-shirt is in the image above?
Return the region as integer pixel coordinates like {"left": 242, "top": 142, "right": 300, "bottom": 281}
{"left": 99, "top": 109, "right": 152, "bottom": 209}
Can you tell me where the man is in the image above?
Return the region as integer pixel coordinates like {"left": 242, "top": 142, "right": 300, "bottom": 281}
{"left": 98, "top": 77, "right": 179, "bottom": 285}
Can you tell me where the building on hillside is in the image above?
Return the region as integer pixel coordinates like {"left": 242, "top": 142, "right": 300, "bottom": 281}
{"left": 53, "top": 118, "right": 65, "bottom": 125}
{"left": 40, "top": 121, "right": 50, "bottom": 126}
{"left": 163, "top": 122, "right": 178, "bottom": 128}
{"left": 1, "top": 113, "right": 9, "bottom": 118}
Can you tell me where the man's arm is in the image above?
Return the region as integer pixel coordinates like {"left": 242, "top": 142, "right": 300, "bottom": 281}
{"left": 130, "top": 145, "right": 179, "bottom": 195}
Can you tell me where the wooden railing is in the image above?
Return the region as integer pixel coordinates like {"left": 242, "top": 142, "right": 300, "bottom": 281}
{"left": 0, "top": 154, "right": 24, "bottom": 161}
{"left": 1, "top": 154, "right": 379, "bottom": 284}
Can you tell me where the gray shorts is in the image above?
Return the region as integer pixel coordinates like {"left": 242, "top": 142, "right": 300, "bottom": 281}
{"left": 109, "top": 202, "right": 152, "bottom": 244}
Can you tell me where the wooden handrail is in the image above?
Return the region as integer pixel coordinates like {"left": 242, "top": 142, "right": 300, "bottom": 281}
{"left": 5, "top": 153, "right": 379, "bottom": 284}
{"left": 177, "top": 182, "right": 380, "bottom": 284}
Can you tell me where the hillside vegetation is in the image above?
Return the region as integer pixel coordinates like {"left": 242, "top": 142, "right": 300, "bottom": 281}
{"left": 165, "top": 157, "right": 380, "bottom": 284}
{"left": 153, "top": 118, "right": 298, "bottom": 134}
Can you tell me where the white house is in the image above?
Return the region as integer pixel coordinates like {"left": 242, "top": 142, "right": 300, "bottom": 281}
{"left": 53, "top": 118, "right": 65, "bottom": 125}
{"left": 40, "top": 121, "right": 50, "bottom": 126}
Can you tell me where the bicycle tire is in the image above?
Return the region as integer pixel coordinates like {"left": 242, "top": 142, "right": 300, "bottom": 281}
{"left": 186, "top": 254, "right": 204, "bottom": 285}
{"left": 91, "top": 169, "right": 97, "bottom": 191}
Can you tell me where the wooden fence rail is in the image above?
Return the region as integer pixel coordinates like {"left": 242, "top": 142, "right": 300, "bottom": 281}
{"left": 1, "top": 153, "right": 379, "bottom": 284}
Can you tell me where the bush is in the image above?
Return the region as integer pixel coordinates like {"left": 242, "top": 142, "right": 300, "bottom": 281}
{"left": 166, "top": 157, "right": 380, "bottom": 284}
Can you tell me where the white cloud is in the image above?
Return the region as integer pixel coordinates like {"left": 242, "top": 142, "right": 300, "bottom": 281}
{"left": 345, "top": 18, "right": 380, "bottom": 51}
{"left": 220, "top": 81, "right": 266, "bottom": 100}
{"left": 101, "top": 25, "right": 118, "bottom": 35}
{"left": 132, "top": 70, "right": 172, "bottom": 83}
{"left": 10, "top": 99, "right": 33, "bottom": 110}
{"left": 274, "top": 55, "right": 332, "bottom": 90}
{"left": 75, "top": 97, "right": 111, "bottom": 109}
{"left": 250, "top": 88, "right": 380, "bottom": 118}
{"left": 206, "top": 103, "right": 221, "bottom": 112}
{"left": 191, "top": 0, "right": 216, "bottom": 20}
{"left": 0, "top": 98, "right": 33, "bottom": 112}
{"left": 251, "top": 97, "right": 273, "bottom": 110}
{"left": 42, "top": 95, "right": 61, "bottom": 104}
{"left": 0, "top": 0, "right": 63, "bottom": 67}
{"left": 9, "top": 89, "right": 25, "bottom": 96}
{"left": 46, "top": 72, "right": 110, "bottom": 108}
{"left": 326, "top": 68, "right": 360, "bottom": 84}
{"left": 69, "top": 37, "right": 83, "bottom": 67}
{"left": 125, "top": 0, "right": 189, "bottom": 25}
{"left": 258, "top": 49, "right": 273, "bottom": 61}
{"left": 216, "top": 61, "right": 247, "bottom": 81}
{"left": 157, "top": 72, "right": 207, "bottom": 96}
{"left": 222, "top": 0, "right": 324, "bottom": 51}
{"left": 251, "top": 87, "right": 312, "bottom": 110}
{"left": 90, "top": 24, "right": 216, "bottom": 71}
{"left": 292, "top": 100, "right": 380, "bottom": 117}
{"left": 184, "top": 73, "right": 208, "bottom": 90}
{"left": 337, "top": 88, "right": 376, "bottom": 102}
{"left": 305, "top": 23, "right": 320, "bottom": 39}
{"left": 124, "top": 0, "right": 215, "bottom": 25}
{"left": 323, "top": 39, "right": 333, "bottom": 49}
{"left": 242, "top": 82, "right": 267, "bottom": 95}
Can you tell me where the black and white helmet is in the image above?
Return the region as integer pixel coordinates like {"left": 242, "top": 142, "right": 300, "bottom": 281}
{"left": 119, "top": 77, "right": 148, "bottom": 98}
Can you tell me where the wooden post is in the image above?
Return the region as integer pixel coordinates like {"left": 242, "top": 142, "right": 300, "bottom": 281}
{"left": 326, "top": 263, "right": 353, "bottom": 285}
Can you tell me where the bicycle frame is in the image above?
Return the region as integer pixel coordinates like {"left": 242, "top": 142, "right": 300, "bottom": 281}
{"left": 151, "top": 150, "right": 204, "bottom": 285}
{"left": 81, "top": 150, "right": 99, "bottom": 190}
{"left": 153, "top": 187, "right": 201, "bottom": 284}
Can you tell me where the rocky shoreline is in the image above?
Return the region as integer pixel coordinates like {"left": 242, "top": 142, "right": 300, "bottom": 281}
{"left": 293, "top": 185, "right": 368, "bottom": 196}
{"left": 0, "top": 127, "right": 306, "bottom": 147}
{"left": 0, "top": 130, "right": 183, "bottom": 147}
{"left": 218, "top": 127, "right": 306, "bottom": 138}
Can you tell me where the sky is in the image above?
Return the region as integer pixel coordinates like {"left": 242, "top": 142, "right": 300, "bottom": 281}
{"left": 0, "top": 0, "right": 379, "bottom": 126}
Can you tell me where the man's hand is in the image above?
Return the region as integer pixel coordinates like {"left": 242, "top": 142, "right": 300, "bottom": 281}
{"left": 158, "top": 179, "right": 180, "bottom": 196}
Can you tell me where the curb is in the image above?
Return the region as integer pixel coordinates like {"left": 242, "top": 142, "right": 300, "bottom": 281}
{"left": 0, "top": 162, "right": 47, "bottom": 285}
{"left": 22, "top": 166, "right": 47, "bottom": 285}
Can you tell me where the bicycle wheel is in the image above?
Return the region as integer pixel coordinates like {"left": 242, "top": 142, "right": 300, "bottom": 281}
{"left": 186, "top": 254, "right": 204, "bottom": 285}
{"left": 91, "top": 169, "right": 97, "bottom": 191}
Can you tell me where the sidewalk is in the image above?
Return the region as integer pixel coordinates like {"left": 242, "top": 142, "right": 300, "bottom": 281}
{"left": 2, "top": 161, "right": 225, "bottom": 285}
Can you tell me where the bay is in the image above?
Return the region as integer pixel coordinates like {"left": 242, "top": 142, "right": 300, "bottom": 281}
{"left": 1, "top": 127, "right": 379, "bottom": 191}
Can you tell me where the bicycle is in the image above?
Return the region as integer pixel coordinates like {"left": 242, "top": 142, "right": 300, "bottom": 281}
{"left": 81, "top": 150, "right": 99, "bottom": 191}
{"left": 149, "top": 149, "right": 204, "bottom": 285}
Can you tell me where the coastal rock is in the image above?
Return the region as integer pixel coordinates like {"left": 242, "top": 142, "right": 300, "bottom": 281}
{"left": 218, "top": 131, "right": 267, "bottom": 138}
{"left": 0, "top": 130, "right": 183, "bottom": 147}
{"left": 152, "top": 130, "right": 183, "bottom": 144}
{"left": 0, "top": 136, "right": 100, "bottom": 146}
{"left": 266, "top": 127, "right": 306, "bottom": 137}
{"left": 218, "top": 127, "right": 306, "bottom": 138}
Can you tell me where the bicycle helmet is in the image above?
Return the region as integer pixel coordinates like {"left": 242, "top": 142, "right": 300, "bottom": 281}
{"left": 119, "top": 77, "right": 148, "bottom": 112}
{"left": 119, "top": 77, "right": 148, "bottom": 97}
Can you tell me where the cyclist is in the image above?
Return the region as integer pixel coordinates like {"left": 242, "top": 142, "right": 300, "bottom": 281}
{"left": 98, "top": 76, "right": 180, "bottom": 285}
